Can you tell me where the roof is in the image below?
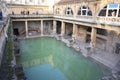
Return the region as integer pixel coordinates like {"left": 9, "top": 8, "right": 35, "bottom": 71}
{"left": 55, "top": 0, "right": 83, "bottom": 5}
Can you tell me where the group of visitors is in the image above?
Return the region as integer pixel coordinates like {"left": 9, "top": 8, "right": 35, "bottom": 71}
{"left": 21, "top": 10, "right": 29, "bottom": 15}
{"left": 11, "top": 10, "right": 39, "bottom": 15}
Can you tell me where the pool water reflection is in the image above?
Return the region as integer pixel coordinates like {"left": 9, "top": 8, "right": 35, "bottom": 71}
{"left": 18, "top": 38, "right": 109, "bottom": 80}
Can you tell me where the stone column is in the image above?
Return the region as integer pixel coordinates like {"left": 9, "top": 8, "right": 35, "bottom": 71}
{"left": 61, "top": 21, "right": 65, "bottom": 36}
{"left": 53, "top": 20, "right": 57, "bottom": 35}
{"left": 90, "top": 27, "right": 97, "bottom": 47}
{"left": 25, "top": 21, "right": 28, "bottom": 38}
{"left": 72, "top": 24, "right": 78, "bottom": 38}
{"left": 41, "top": 20, "right": 43, "bottom": 36}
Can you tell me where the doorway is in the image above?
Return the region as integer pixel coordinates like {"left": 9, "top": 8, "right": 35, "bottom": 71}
{"left": 13, "top": 28, "right": 19, "bottom": 36}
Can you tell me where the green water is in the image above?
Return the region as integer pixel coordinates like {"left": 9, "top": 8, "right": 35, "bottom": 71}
{"left": 18, "top": 37, "right": 109, "bottom": 80}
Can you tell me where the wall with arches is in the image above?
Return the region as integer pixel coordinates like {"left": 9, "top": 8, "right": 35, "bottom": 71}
{"left": 54, "top": 0, "right": 120, "bottom": 18}
{"left": 54, "top": 1, "right": 95, "bottom": 17}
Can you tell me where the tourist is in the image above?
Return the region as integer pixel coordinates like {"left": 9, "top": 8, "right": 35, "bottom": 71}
{"left": 12, "top": 11, "right": 14, "bottom": 15}
{"left": 36, "top": 11, "right": 39, "bottom": 15}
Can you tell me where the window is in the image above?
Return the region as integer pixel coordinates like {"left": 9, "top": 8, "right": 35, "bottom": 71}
{"left": 77, "top": 6, "right": 92, "bottom": 16}
{"left": 65, "top": 7, "right": 73, "bottom": 15}
{"left": 56, "top": 8, "right": 60, "bottom": 14}
{"left": 99, "top": 4, "right": 120, "bottom": 17}
{"left": 98, "top": 6, "right": 107, "bottom": 16}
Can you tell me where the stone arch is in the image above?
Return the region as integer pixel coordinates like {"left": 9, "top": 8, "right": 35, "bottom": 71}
{"left": 77, "top": 5, "right": 92, "bottom": 16}
{"left": 65, "top": 7, "right": 74, "bottom": 15}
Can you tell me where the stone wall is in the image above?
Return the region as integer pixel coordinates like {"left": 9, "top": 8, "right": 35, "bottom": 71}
{"left": 106, "top": 31, "right": 120, "bottom": 54}
{"left": 0, "top": 27, "right": 6, "bottom": 65}
{"left": 76, "top": 26, "right": 87, "bottom": 43}
{"left": 0, "top": 18, "right": 9, "bottom": 66}
{"left": 12, "top": 21, "right": 25, "bottom": 35}
{"left": 8, "top": 5, "right": 51, "bottom": 14}
{"left": 28, "top": 21, "right": 41, "bottom": 29}
{"left": 43, "top": 20, "right": 53, "bottom": 35}
{"left": 65, "top": 23, "right": 73, "bottom": 36}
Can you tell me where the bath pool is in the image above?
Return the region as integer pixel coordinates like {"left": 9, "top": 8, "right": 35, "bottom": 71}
{"left": 18, "top": 37, "right": 109, "bottom": 80}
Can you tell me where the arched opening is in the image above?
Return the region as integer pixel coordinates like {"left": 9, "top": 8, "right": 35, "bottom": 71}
{"left": 65, "top": 7, "right": 73, "bottom": 15}
{"left": 98, "top": 4, "right": 120, "bottom": 17}
{"left": 77, "top": 6, "right": 92, "bottom": 16}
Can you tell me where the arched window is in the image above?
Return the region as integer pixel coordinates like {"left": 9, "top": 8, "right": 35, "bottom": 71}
{"left": 56, "top": 8, "right": 60, "bottom": 14}
{"left": 98, "top": 4, "right": 120, "bottom": 17}
{"left": 65, "top": 7, "right": 73, "bottom": 15}
{"left": 77, "top": 6, "right": 92, "bottom": 16}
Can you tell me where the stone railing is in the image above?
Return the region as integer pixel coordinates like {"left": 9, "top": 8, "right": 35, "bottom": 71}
{"left": 76, "top": 15, "right": 94, "bottom": 22}
{"left": 10, "top": 14, "right": 120, "bottom": 26}
{"left": 63, "top": 15, "right": 74, "bottom": 18}
{"left": 54, "top": 14, "right": 120, "bottom": 26}
{"left": 96, "top": 17, "right": 120, "bottom": 26}
{"left": 10, "top": 14, "right": 54, "bottom": 18}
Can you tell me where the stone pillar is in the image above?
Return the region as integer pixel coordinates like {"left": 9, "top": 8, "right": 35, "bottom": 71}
{"left": 25, "top": 21, "right": 28, "bottom": 38}
{"left": 61, "top": 21, "right": 65, "bottom": 36}
{"left": 72, "top": 24, "right": 78, "bottom": 38}
{"left": 53, "top": 20, "right": 56, "bottom": 35}
{"left": 41, "top": 20, "right": 43, "bottom": 36}
{"left": 90, "top": 27, "right": 97, "bottom": 47}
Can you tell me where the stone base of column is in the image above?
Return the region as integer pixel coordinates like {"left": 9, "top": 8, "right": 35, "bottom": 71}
{"left": 41, "top": 34, "right": 43, "bottom": 36}
{"left": 26, "top": 35, "right": 29, "bottom": 38}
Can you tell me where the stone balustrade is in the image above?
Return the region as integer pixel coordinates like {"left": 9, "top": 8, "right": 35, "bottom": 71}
{"left": 10, "top": 14, "right": 54, "bottom": 18}
{"left": 96, "top": 17, "right": 120, "bottom": 26}
{"left": 54, "top": 14, "right": 120, "bottom": 26}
